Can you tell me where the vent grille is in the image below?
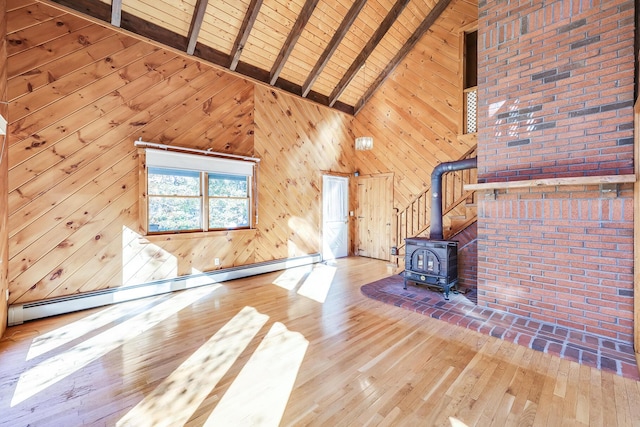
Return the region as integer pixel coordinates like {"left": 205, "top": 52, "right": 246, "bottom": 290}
{"left": 465, "top": 88, "right": 477, "bottom": 134}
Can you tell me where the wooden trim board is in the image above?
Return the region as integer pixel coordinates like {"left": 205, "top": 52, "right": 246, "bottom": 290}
{"left": 465, "top": 174, "right": 636, "bottom": 191}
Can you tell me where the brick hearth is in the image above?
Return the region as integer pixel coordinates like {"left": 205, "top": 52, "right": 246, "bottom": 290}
{"left": 361, "top": 275, "right": 639, "bottom": 380}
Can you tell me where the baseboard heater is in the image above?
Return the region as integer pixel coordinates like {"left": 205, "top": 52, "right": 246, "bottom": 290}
{"left": 8, "top": 253, "right": 321, "bottom": 326}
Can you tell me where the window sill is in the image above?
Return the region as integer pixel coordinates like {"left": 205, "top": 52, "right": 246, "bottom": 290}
{"left": 142, "top": 228, "right": 256, "bottom": 242}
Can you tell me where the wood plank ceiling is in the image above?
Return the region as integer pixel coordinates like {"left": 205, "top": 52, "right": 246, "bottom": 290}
{"left": 50, "top": 0, "right": 453, "bottom": 115}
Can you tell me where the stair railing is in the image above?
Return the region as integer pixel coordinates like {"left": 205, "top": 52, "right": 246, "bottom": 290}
{"left": 395, "top": 145, "right": 477, "bottom": 254}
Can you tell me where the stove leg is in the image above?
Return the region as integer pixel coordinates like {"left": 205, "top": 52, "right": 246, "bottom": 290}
{"left": 444, "top": 284, "right": 450, "bottom": 301}
{"left": 403, "top": 278, "right": 407, "bottom": 290}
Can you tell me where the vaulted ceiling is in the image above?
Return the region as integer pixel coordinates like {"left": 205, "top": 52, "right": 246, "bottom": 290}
{"left": 50, "top": 0, "right": 459, "bottom": 115}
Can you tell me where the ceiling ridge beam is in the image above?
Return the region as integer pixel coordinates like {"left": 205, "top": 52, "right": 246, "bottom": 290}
{"left": 229, "top": 0, "right": 264, "bottom": 71}
{"left": 353, "top": 0, "right": 452, "bottom": 114}
{"left": 328, "top": 0, "right": 411, "bottom": 107}
{"left": 187, "top": 0, "right": 210, "bottom": 55}
{"left": 301, "top": 0, "right": 368, "bottom": 98}
{"left": 269, "top": 0, "right": 321, "bottom": 86}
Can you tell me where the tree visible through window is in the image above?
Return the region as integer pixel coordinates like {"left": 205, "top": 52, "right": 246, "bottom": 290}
{"left": 208, "top": 173, "right": 250, "bottom": 229}
{"left": 148, "top": 168, "right": 202, "bottom": 232}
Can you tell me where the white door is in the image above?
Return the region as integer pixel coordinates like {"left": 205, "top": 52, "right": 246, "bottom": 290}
{"left": 322, "top": 175, "right": 348, "bottom": 260}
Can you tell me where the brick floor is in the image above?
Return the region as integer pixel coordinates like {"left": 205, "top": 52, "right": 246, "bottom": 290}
{"left": 361, "top": 274, "right": 639, "bottom": 380}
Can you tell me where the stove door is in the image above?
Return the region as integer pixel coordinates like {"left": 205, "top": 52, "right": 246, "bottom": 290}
{"left": 411, "top": 248, "right": 441, "bottom": 275}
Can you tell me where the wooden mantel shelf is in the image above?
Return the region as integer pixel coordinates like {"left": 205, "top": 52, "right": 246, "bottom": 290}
{"left": 464, "top": 174, "right": 636, "bottom": 191}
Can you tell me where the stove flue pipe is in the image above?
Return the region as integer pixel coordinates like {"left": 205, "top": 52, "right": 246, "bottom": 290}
{"left": 429, "top": 157, "right": 478, "bottom": 240}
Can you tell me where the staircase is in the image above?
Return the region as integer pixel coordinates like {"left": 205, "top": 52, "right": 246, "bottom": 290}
{"left": 395, "top": 145, "right": 478, "bottom": 256}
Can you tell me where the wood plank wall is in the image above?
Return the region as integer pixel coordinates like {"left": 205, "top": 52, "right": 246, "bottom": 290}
{"left": 253, "top": 86, "right": 354, "bottom": 261}
{"left": 352, "top": 0, "right": 477, "bottom": 212}
{"left": 6, "top": 0, "right": 257, "bottom": 305}
{"left": 4, "top": 0, "right": 476, "bottom": 310}
{"left": 0, "top": 0, "right": 9, "bottom": 336}
{"left": 5, "top": 0, "right": 355, "bottom": 306}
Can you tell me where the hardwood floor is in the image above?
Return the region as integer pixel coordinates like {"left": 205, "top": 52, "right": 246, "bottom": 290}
{"left": 1, "top": 257, "right": 639, "bottom": 426}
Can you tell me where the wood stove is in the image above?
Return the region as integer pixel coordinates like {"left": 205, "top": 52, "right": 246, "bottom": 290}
{"left": 404, "top": 237, "right": 458, "bottom": 300}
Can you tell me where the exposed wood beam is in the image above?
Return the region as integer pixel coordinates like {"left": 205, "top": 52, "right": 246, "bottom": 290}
{"left": 111, "top": 0, "right": 122, "bottom": 26}
{"left": 50, "top": 0, "right": 355, "bottom": 115}
{"left": 354, "top": 0, "right": 452, "bottom": 114}
{"left": 187, "top": 0, "right": 209, "bottom": 55}
{"left": 328, "top": 0, "right": 410, "bottom": 107}
{"left": 229, "top": 0, "right": 263, "bottom": 71}
{"left": 196, "top": 44, "right": 355, "bottom": 115}
{"left": 121, "top": 12, "right": 188, "bottom": 51}
{"left": 269, "top": 0, "right": 320, "bottom": 86}
{"left": 50, "top": 0, "right": 111, "bottom": 21}
{"left": 301, "top": 0, "right": 367, "bottom": 98}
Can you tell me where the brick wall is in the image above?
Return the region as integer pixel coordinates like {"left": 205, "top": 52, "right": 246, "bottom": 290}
{"left": 476, "top": 0, "right": 635, "bottom": 343}
{"left": 478, "top": 186, "right": 634, "bottom": 342}
{"left": 478, "top": 0, "right": 634, "bottom": 182}
{"left": 453, "top": 222, "right": 477, "bottom": 293}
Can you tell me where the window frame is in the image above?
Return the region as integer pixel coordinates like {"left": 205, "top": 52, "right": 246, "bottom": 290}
{"left": 206, "top": 172, "right": 252, "bottom": 230}
{"left": 139, "top": 148, "right": 256, "bottom": 235}
{"left": 459, "top": 23, "right": 478, "bottom": 137}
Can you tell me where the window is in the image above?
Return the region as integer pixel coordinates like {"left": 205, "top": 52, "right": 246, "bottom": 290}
{"left": 464, "top": 30, "right": 477, "bottom": 89}
{"left": 142, "top": 148, "right": 255, "bottom": 234}
{"left": 463, "top": 30, "right": 478, "bottom": 134}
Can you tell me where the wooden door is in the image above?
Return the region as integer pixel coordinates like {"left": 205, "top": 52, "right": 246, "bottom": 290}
{"left": 356, "top": 174, "right": 393, "bottom": 261}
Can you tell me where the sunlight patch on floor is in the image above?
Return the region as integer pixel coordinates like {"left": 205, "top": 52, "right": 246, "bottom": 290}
{"left": 204, "top": 322, "right": 308, "bottom": 426}
{"left": 117, "top": 306, "right": 268, "bottom": 427}
{"left": 11, "top": 287, "right": 216, "bottom": 407}
{"left": 271, "top": 265, "right": 312, "bottom": 291}
{"left": 26, "top": 297, "right": 160, "bottom": 361}
{"left": 450, "top": 417, "right": 470, "bottom": 427}
{"left": 297, "top": 263, "right": 336, "bottom": 303}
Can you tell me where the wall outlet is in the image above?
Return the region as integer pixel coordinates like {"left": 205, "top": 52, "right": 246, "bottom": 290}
{"left": 214, "top": 258, "right": 220, "bottom": 266}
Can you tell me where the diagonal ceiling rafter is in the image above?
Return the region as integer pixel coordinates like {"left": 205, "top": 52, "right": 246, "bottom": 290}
{"left": 111, "top": 0, "right": 122, "bottom": 26}
{"left": 301, "top": 0, "right": 368, "bottom": 98}
{"left": 328, "top": 0, "right": 411, "bottom": 107}
{"left": 186, "top": 0, "right": 210, "bottom": 55}
{"left": 46, "top": 0, "right": 456, "bottom": 115}
{"left": 354, "top": 0, "right": 453, "bottom": 114}
{"left": 269, "top": 0, "right": 321, "bottom": 85}
{"left": 229, "top": 0, "right": 264, "bottom": 71}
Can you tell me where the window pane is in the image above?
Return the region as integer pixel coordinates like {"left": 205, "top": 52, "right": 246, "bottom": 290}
{"left": 149, "top": 197, "right": 202, "bottom": 231}
{"left": 209, "top": 199, "right": 249, "bottom": 228}
{"left": 208, "top": 174, "right": 249, "bottom": 197}
{"left": 464, "top": 30, "right": 477, "bottom": 89}
{"left": 148, "top": 167, "right": 200, "bottom": 196}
